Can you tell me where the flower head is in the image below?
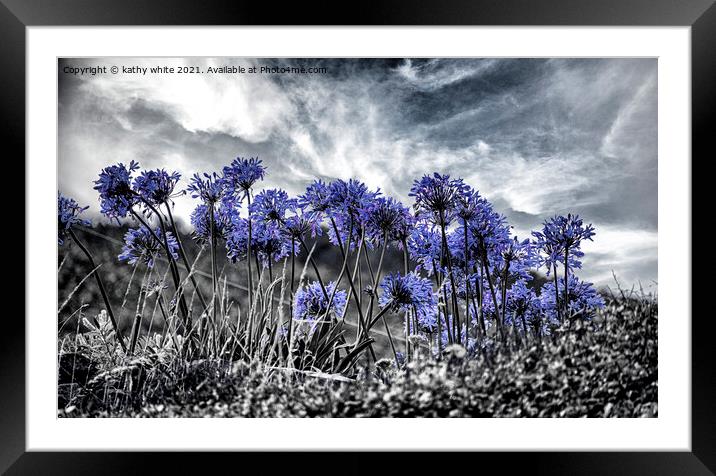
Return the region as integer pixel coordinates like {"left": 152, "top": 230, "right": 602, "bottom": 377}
{"left": 118, "top": 227, "right": 178, "bottom": 268}
{"left": 58, "top": 193, "right": 91, "bottom": 245}
{"left": 540, "top": 275, "right": 604, "bottom": 322}
{"left": 379, "top": 272, "right": 436, "bottom": 324}
{"left": 221, "top": 157, "right": 266, "bottom": 202}
{"left": 253, "top": 221, "right": 296, "bottom": 267}
{"left": 293, "top": 281, "right": 347, "bottom": 322}
{"left": 409, "top": 173, "right": 469, "bottom": 223}
{"left": 190, "top": 203, "right": 237, "bottom": 243}
{"left": 505, "top": 279, "right": 542, "bottom": 328}
{"left": 283, "top": 212, "right": 323, "bottom": 240}
{"left": 249, "top": 188, "right": 296, "bottom": 224}
{"left": 133, "top": 169, "right": 182, "bottom": 206}
{"left": 532, "top": 214, "right": 595, "bottom": 271}
{"left": 298, "top": 179, "right": 332, "bottom": 213}
{"left": 186, "top": 172, "right": 224, "bottom": 205}
{"left": 407, "top": 223, "right": 443, "bottom": 275}
{"left": 363, "top": 197, "right": 415, "bottom": 245}
{"left": 94, "top": 161, "right": 140, "bottom": 221}
{"left": 326, "top": 179, "right": 381, "bottom": 248}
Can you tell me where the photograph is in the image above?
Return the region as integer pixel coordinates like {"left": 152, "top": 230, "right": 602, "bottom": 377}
{"left": 57, "top": 57, "right": 658, "bottom": 418}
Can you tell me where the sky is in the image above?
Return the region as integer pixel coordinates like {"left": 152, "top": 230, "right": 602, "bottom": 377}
{"left": 58, "top": 58, "right": 657, "bottom": 289}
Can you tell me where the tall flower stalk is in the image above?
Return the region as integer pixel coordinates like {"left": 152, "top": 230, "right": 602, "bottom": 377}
{"left": 59, "top": 194, "right": 127, "bottom": 353}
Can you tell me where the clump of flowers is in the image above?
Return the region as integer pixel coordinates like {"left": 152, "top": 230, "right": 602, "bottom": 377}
{"left": 540, "top": 275, "right": 604, "bottom": 322}
{"left": 409, "top": 173, "right": 470, "bottom": 224}
{"left": 250, "top": 188, "right": 296, "bottom": 224}
{"left": 94, "top": 161, "right": 140, "bottom": 221}
{"left": 58, "top": 193, "right": 91, "bottom": 245}
{"left": 293, "top": 281, "right": 347, "bottom": 323}
{"left": 133, "top": 169, "right": 182, "bottom": 206}
{"left": 190, "top": 204, "right": 236, "bottom": 243}
{"left": 221, "top": 157, "right": 266, "bottom": 203}
{"left": 118, "top": 227, "right": 179, "bottom": 268}
{"left": 186, "top": 172, "right": 224, "bottom": 205}
{"left": 363, "top": 197, "right": 415, "bottom": 246}
{"left": 379, "top": 272, "right": 436, "bottom": 323}
{"left": 68, "top": 155, "right": 610, "bottom": 368}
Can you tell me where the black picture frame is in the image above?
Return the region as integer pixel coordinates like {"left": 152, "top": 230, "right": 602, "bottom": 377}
{"left": 4, "top": 0, "right": 713, "bottom": 473}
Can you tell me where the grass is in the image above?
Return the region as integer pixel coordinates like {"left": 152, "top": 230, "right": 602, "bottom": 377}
{"left": 58, "top": 291, "right": 657, "bottom": 418}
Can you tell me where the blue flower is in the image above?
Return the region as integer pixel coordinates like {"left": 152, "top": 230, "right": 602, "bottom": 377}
{"left": 190, "top": 203, "right": 236, "bottom": 243}
{"left": 226, "top": 219, "right": 296, "bottom": 267}
{"left": 283, "top": 212, "right": 323, "bottom": 241}
{"left": 58, "top": 193, "right": 91, "bottom": 245}
{"left": 363, "top": 197, "right": 415, "bottom": 245}
{"left": 505, "top": 279, "right": 542, "bottom": 329}
{"left": 253, "top": 221, "right": 296, "bottom": 267}
{"left": 407, "top": 223, "right": 443, "bottom": 275}
{"left": 221, "top": 157, "right": 266, "bottom": 202}
{"left": 186, "top": 172, "right": 224, "bottom": 205}
{"left": 298, "top": 179, "right": 332, "bottom": 213}
{"left": 225, "top": 217, "right": 251, "bottom": 263}
{"left": 293, "top": 281, "right": 347, "bottom": 322}
{"left": 409, "top": 173, "right": 470, "bottom": 223}
{"left": 540, "top": 275, "right": 604, "bottom": 322}
{"left": 466, "top": 198, "right": 511, "bottom": 257}
{"left": 532, "top": 214, "right": 595, "bottom": 272}
{"left": 118, "top": 227, "right": 178, "bottom": 268}
{"left": 326, "top": 179, "right": 381, "bottom": 249}
{"left": 455, "top": 188, "right": 483, "bottom": 223}
{"left": 133, "top": 169, "right": 182, "bottom": 206}
{"left": 249, "top": 188, "right": 296, "bottom": 224}
{"left": 379, "top": 272, "right": 436, "bottom": 324}
{"left": 94, "top": 161, "right": 140, "bottom": 221}
{"left": 497, "top": 237, "right": 537, "bottom": 282}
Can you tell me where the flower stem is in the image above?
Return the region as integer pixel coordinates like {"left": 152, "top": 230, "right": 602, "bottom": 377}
{"left": 68, "top": 229, "right": 127, "bottom": 353}
{"left": 164, "top": 203, "right": 209, "bottom": 315}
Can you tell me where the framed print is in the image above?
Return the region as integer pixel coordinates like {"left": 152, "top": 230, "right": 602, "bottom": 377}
{"left": 4, "top": 0, "right": 714, "bottom": 473}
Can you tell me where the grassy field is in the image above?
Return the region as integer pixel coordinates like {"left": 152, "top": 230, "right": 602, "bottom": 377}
{"left": 58, "top": 290, "right": 656, "bottom": 418}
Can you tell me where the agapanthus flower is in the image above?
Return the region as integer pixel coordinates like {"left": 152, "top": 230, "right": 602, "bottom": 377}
{"left": 283, "top": 212, "right": 323, "bottom": 241}
{"left": 226, "top": 220, "right": 296, "bottom": 267}
{"left": 249, "top": 188, "right": 296, "bottom": 224}
{"left": 58, "top": 193, "right": 91, "bottom": 245}
{"left": 505, "top": 279, "right": 542, "bottom": 329}
{"left": 496, "top": 237, "right": 536, "bottom": 281}
{"left": 118, "top": 227, "right": 178, "bottom": 268}
{"left": 409, "top": 173, "right": 470, "bottom": 224}
{"left": 540, "top": 275, "right": 604, "bottom": 322}
{"left": 455, "top": 188, "right": 483, "bottom": 223}
{"left": 466, "top": 198, "right": 511, "bottom": 257}
{"left": 94, "top": 161, "right": 140, "bottom": 221}
{"left": 221, "top": 157, "right": 266, "bottom": 202}
{"left": 298, "top": 179, "right": 332, "bottom": 213}
{"left": 133, "top": 169, "right": 182, "bottom": 206}
{"left": 225, "top": 218, "right": 252, "bottom": 263}
{"left": 532, "top": 214, "right": 595, "bottom": 271}
{"left": 253, "top": 221, "right": 297, "bottom": 267}
{"left": 190, "top": 203, "right": 237, "bottom": 243}
{"left": 363, "top": 197, "right": 415, "bottom": 245}
{"left": 186, "top": 172, "right": 224, "bottom": 205}
{"left": 326, "top": 179, "right": 381, "bottom": 249}
{"left": 379, "top": 272, "right": 436, "bottom": 323}
{"left": 293, "top": 281, "right": 347, "bottom": 322}
{"left": 407, "top": 223, "right": 443, "bottom": 275}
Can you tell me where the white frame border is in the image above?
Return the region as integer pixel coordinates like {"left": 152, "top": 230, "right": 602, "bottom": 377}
{"left": 27, "top": 26, "right": 690, "bottom": 451}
